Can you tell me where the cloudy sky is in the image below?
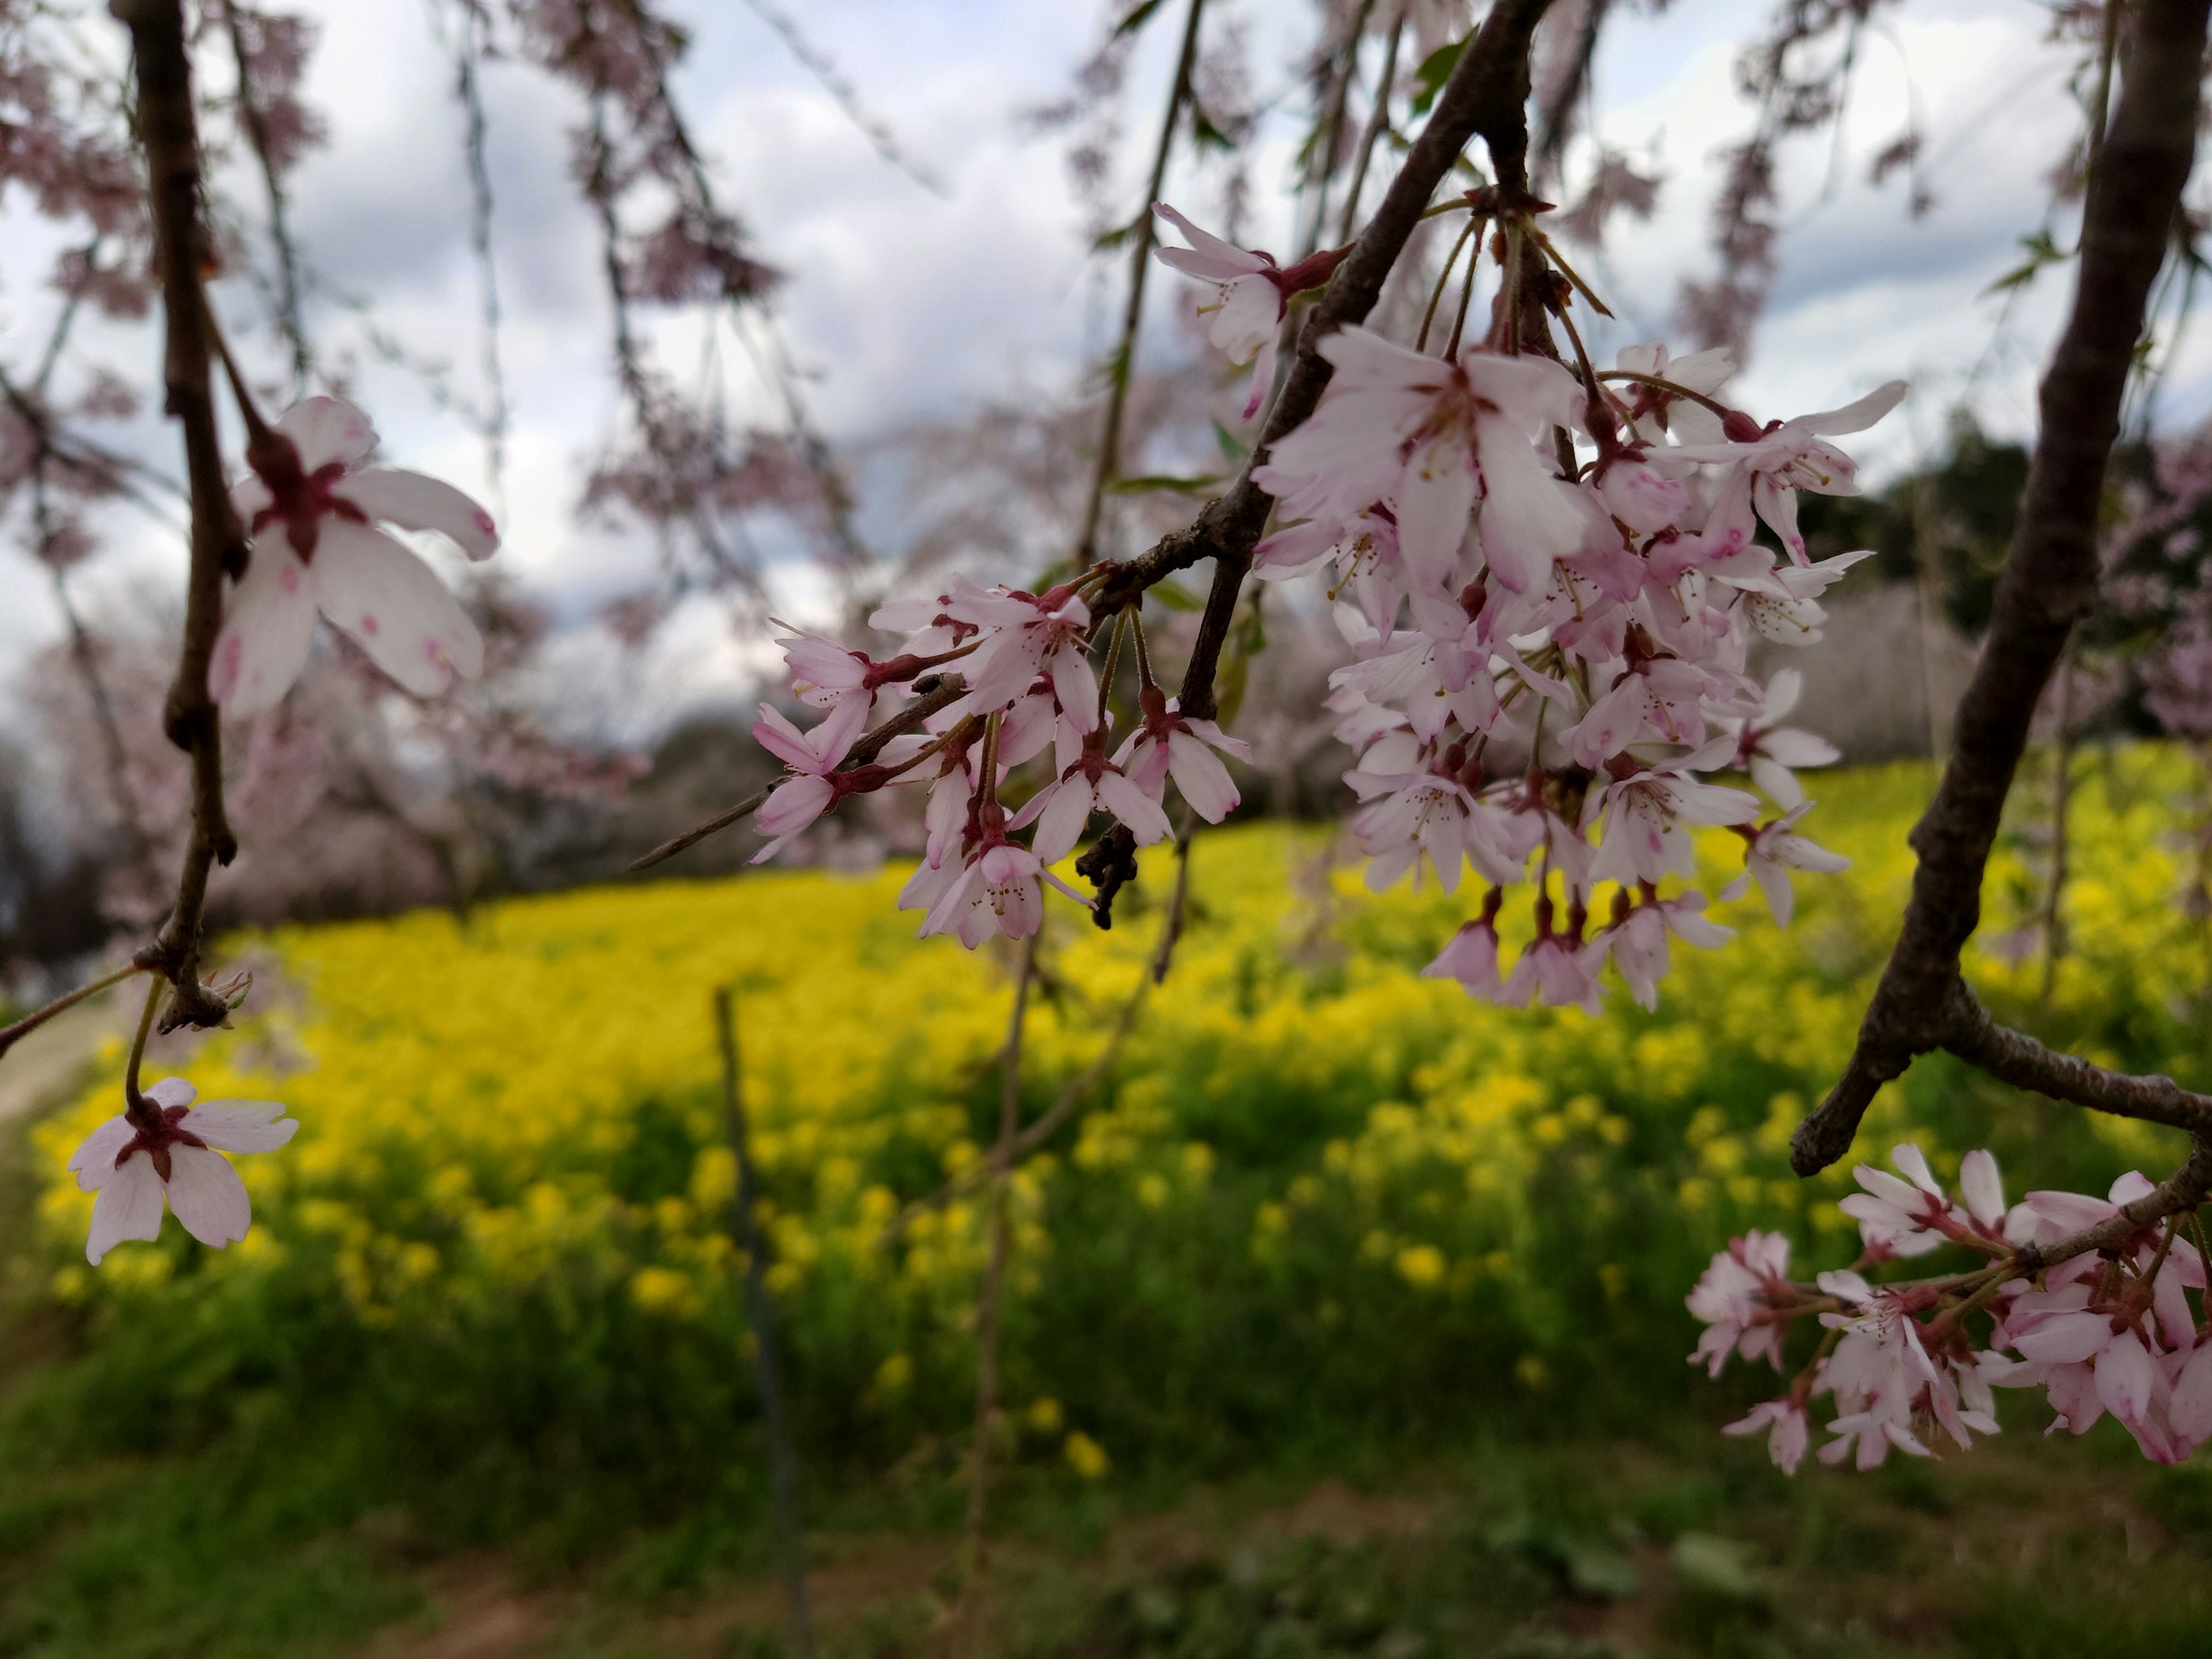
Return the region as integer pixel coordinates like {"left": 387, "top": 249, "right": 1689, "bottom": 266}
{"left": 0, "top": 0, "right": 2181, "bottom": 728}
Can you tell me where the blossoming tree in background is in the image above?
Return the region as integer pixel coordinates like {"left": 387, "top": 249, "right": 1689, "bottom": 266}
{"left": 2, "top": 0, "right": 2211, "bottom": 1493}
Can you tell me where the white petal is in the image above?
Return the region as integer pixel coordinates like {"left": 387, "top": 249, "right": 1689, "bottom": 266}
{"left": 87, "top": 1156, "right": 166, "bottom": 1263}
{"left": 275, "top": 395, "right": 378, "bottom": 471}
{"left": 1166, "top": 730, "right": 1239, "bottom": 822}
{"left": 1959, "top": 1150, "right": 2005, "bottom": 1230}
{"left": 181, "top": 1100, "right": 299, "bottom": 1154}
{"left": 1097, "top": 770, "right": 1175, "bottom": 844}
{"left": 1802, "top": 380, "right": 1907, "bottom": 438}
{"left": 210, "top": 544, "right": 318, "bottom": 718}
{"left": 1031, "top": 779, "right": 1096, "bottom": 865}
{"left": 334, "top": 469, "right": 499, "bottom": 561}
{"left": 1397, "top": 434, "right": 1478, "bottom": 589}
{"left": 67, "top": 1116, "right": 137, "bottom": 1192}
{"left": 312, "top": 521, "right": 483, "bottom": 697}
{"left": 165, "top": 1145, "right": 252, "bottom": 1249}
{"left": 145, "top": 1077, "right": 197, "bottom": 1109}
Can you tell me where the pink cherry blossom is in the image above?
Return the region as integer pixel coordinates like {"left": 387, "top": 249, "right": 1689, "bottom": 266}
{"left": 66, "top": 1078, "right": 299, "bottom": 1264}
{"left": 1253, "top": 328, "right": 1589, "bottom": 596}
{"left": 1661, "top": 381, "right": 1906, "bottom": 565}
{"left": 1839, "top": 1143, "right": 1969, "bottom": 1260}
{"left": 749, "top": 702, "right": 881, "bottom": 862}
{"left": 1687, "top": 1228, "right": 1794, "bottom": 1376}
{"left": 1153, "top": 204, "right": 1346, "bottom": 419}
{"left": 1724, "top": 803, "right": 1850, "bottom": 926}
{"left": 1114, "top": 685, "right": 1250, "bottom": 824}
{"left": 211, "top": 396, "right": 497, "bottom": 717}
{"left": 1724, "top": 669, "right": 1839, "bottom": 809}
{"left": 1724, "top": 1397, "right": 1810, "bottom": 1475}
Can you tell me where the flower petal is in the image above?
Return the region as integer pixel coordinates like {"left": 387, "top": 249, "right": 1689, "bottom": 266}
{"left": 181, "top": 1100, "right": 299, "bottom": 1154}
{"left": 335, "top": 468, "right": 499, "bottom": 561}
{"left": 312, "top": 521, "right": 484, "bottom": 698}
{"left": 211, "top": 545, "right": 319, "bottom": 718}
{"left": 86, "top": 1155, "right": 165, "bottom": 1264}
{"left": 275, "top": 395, "right": 378, "bottom": 471}
{"left": 67, "top": 1115, "right": 137, "bottom": 1192}
{"left": 164, "top": 1145, "right": 252, "bottom": 1249}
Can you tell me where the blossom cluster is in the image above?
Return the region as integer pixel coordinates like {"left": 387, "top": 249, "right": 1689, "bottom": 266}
{"left": 752, "top": 577, "right": 1249, "bottom": 946}
{"left": 1172, "top": 203, "right": 1893, "bottom": 1010}
{"left": 734, "top": 202, "right": 1897, "bottom": 1006}
{"left": 1692, "top": 1144, "right": 2212, "bottom": 1471}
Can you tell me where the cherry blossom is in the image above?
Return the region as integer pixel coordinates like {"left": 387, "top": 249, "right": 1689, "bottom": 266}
{"left": 1687, "top": 1228, "right": 1794, "bottom": 1377}
{"left": 1115, "top": 685, "right": 1251, "bottom": 824}
{"left": 1725, "top": 669, "right": 1839, "bottom": 809}
{"left": 66, "top": 1078, "right": 298, "bottom": 1264}
{"left": 1253, "top": 328, "right": 1589, "bottom": 594}
{"left": 212, "top": 396, "right": 498, "bottom": 718}
{"left": 1725, "top": 804, "right": 1851, "bottom": 926}
{"left": 1661, "top": 381, "right": 1907, "bottom": 565}
{"left": 1153, "top": 204, "right": 1347, "bottom": 419}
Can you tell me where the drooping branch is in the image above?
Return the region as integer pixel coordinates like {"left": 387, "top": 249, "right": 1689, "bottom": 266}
{"left": 1093, "top": 0, "right": 1556, "bottom": 719}
{"left": 217, "top": 0, "right": 316, "bottom": 396}
{"left": 116, "top": 0, "right": 247, "bottom": 1036}
{"left": 1789, "top": 0, "right": 2212, "bottom": 1176}
{"left": 448, "top": 0, "right": 509, "bottom": 493}
{"left": 1072, "top": 0, "right": 1207, "bottom": 572}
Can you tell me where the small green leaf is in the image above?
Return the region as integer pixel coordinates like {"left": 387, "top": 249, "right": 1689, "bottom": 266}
{"left": 1189, "top": 101, "right": 1238, "bottom": 153}
{"left": 1107, "top": 474, "right": 1224, "bottom": 496}
{"left": 1093, "top": 216, "right": 1142, "bottom": 253}
{"left": 1409, "top": 38, "right": 1468, "bottom": 116}
{"left": 1213, "top": 420, "right": 1251, "bottom": 463}
{"left": 1149, "top": 578, "right": 1205, "bottom": 611}
{"left": 1111, "top": 0, "right": 1166, "bottom": 38}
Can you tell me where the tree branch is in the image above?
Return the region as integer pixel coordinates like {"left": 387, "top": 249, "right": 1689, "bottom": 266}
{"left": 1789, "top": 0, "right": 2212, "bottom": 1175}
{"left": 1092, "top": 0, "right": 1556, "bottom": 719}
{"left": 117, "top": 0, "right": 246, "bottom": 1034}
{"left": 1944, "top": 982, "right": 2212, "bottom": 1140}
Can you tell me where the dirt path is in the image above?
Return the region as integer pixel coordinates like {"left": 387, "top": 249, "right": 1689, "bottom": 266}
{"left": 0, "top": 993, "right": 122, "bottom": 1131}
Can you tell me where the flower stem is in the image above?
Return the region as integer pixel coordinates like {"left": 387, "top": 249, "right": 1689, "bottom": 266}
{"left": 1416, "top": 215, "right": 1479, "bottom": 354}
{"left": 121, "top": 974, "right": 164, "bottom": 1128}
{"left": 1594, "top": 369, "right": 1738, "bottom": 425}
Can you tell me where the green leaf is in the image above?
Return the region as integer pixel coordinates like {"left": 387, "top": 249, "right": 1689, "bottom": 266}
{"left": 1982, "top": 228, "right": 2071, "bottom": 297}
{"left": 1148, "top": 578, "right": 1205, "bottom": 611}
{"left": 1409, "top": 37, "right": 1468, "bottom": 117}
{"left": 1111, "top": 0, "right": 1167, "bottom": 38}
{"left": 1212, "top": 420, "right": 1251, "bottom": 463}
{"left": 1189, "top": 101, "right": 1238, "bottom": 153}
{"left": 1093, "top": 216, "right": 1143, "bottom": 253}
{"left": 1107, "top": 474, "right": 1224, "bottom": 497}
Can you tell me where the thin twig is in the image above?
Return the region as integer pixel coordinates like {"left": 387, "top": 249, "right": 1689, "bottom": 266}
{"left": 963, "top": 934, "right": 1037, "bottom": 1585}
{"left": 714, "top": 987, "right": 816, "bottom": 1659}
{"left": 1073, "top": 0, "right": 1207, "bottom": 571}
{"left": 1336, "top": 1, "right": 1404, "bottom": 244}
{"left": 0, "top": 964, "right": 143, "bottom": 1065}
{"left": 627, "top": 675, "right": 972, "bottom": 871}
{"left": 217, "top": 0, "right": 312, "bottom": 396}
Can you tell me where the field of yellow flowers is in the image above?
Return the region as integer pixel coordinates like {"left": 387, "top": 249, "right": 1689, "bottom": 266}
{"left": 15, "top": 748, "right": 2212, "bottom": 1599}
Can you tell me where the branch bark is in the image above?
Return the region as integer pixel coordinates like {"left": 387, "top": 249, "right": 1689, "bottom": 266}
{"left": 118, "top": 0, "right": 246, "bottom": 1035}
{"left": 1092, "top": 0, "right": 1556, "bottom": 719}
{"left": 1789, "top": 0, "right": 2211, "bottom": 1175}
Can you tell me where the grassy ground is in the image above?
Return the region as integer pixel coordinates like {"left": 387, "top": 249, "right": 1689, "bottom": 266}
{"left": 11, "top": 1412, "right": 2211, "bottom": 1659}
